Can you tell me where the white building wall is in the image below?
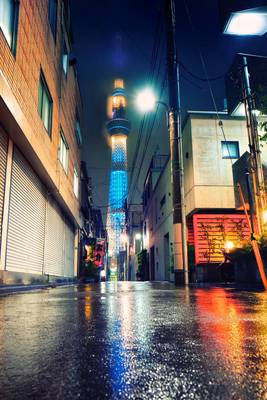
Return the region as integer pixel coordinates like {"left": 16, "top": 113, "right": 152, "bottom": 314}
{"left": 143, "top": 160, "right": 174, "bottom": 281}
{"left": 183, "top": 114, "right": 267, "bottom": 215}
{"left": 143, "top": 113, "right": 267, "bottom": 282}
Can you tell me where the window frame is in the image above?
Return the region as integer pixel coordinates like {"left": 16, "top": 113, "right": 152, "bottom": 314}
{"left": 38, "top": 71, "right": 53, "bottom": 136}
{"left": 221, "top": 141, "right": 240, "bottom": 159}
{"left": 75, "top": 112, "right": 82, "bottom": 147}
{"left": 59, "top": 128, "right": 69, "bottom": 173}
{"left": 0, "top": 0, "right": 19, "bottom": 55}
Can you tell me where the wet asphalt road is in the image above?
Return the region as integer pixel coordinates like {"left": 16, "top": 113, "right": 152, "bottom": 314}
{"left": 0, "top": 282, "right": 267, "bottom": 400}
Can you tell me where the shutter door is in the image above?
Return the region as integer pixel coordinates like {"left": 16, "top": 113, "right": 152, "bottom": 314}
{"left": 44, "top": 198, "right": 64, "bottom": 276}
{"left": 63, "top": 221, "right": 75, "bottom": 277}
{"left": 0, "top": 130, "right": 8, "bottom": 252}
{"left": 6, "top": 148, "right": 46, "bottom": 274}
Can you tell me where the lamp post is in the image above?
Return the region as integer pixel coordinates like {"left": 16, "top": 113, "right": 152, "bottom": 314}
{"left": 241, "top": 55, "right": 266, "bottom": 234}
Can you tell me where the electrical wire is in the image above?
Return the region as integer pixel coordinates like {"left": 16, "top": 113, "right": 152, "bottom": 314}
{"left": 183, "top": 0, "right": 235, "bottom": 164}
{"left": 128, "top": 8, "right": 165, "bottom": 201}
{"left": 128, "top": 73, "right": 167, "bottom": 205}
{"left": 180, "top": 62, "right": 225, "bottom": 82}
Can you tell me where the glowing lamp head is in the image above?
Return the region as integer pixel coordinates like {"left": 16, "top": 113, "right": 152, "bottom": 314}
{"left": 136, "top": 88, "right": 156, "bottom": 112}
{"left": 263, "top": 210, "right": 267, "bottom": 224}
{"left": 224, "top": 11, "right": 267, "bottom": 36}
{"left": 225, "top": 241, "right": 235, "bottom": 251}
{"left": 135, "top": 233, "right": 142, "bottom": 240}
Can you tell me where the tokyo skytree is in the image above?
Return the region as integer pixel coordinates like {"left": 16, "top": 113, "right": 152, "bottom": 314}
{"left": 106, "top": 79, "right": 130, "bottom": 269}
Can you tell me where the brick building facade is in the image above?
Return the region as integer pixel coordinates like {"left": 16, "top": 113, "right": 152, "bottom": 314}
{"left": 0, "top": 0, "right": 83, "bottom": 283}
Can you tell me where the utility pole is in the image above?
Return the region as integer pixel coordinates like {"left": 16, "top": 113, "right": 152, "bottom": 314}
{"left": 164, "top": 0, "right": 188, "bottom": 285}
{"left": 240, "top": 55, "right": 267, "bottom": 290}
{"left": 242, "top": 56, "right": 266, "bottom": 234}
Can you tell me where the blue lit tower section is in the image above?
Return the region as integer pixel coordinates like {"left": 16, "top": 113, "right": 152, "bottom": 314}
{"left": 107, "top": 79, "right": 130, "bottom": 261}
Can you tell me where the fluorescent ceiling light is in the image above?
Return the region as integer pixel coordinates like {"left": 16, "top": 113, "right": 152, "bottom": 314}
{"left": 224, "top": 11, "right": 267, "bottom": 36}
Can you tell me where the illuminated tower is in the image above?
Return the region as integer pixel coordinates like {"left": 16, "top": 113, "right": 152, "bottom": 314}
{"left": 107, "top": 79, "right": 130, "bottom": 265}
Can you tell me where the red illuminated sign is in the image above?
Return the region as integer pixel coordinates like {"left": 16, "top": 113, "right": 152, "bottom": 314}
{"left": 94, "top": 239, "right": 105, "bottom": 267}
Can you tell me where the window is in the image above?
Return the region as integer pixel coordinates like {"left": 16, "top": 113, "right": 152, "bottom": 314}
{"left": 74, "top": 167, "right": 79, "bottom": 198}
{"left": 221, "top": 141, "right": 240, "bottom": 159}
{"left": 0, "top": 0, "right": 19, "bottom": 53}
{"left": 135, "top": 238, "right": 141, "bottom": 255}
{"left": 38, "top": 72, "right": 53, "bottom": 135}
{"left": 75, "top": 114, "right": 83, "bottom": 147}
{"left": 62, "top": 39, "right": 68, "bottom": 75}
{"left": 48, "top": 0, "right": 57, "bottom": 39}
{"left": 59, "top": 129, "right": 69, "bottom": 173}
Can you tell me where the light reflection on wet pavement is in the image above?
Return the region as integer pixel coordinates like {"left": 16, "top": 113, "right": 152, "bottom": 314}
{"left": 0, "top": 282, "right": 267, "bottom": 399}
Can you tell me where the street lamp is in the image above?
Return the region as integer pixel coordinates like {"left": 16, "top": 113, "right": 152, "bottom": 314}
{"left": 136, "top": 87, "right": 189, "bottom": 286}
{"left": 219, "top": 1, "right": 267, "bottom": 36}
{"left": 136, "top": 89, "right": 156, "bottom": 112}
{"left": 224, "top": 10, "right": 267, "bottom": 36}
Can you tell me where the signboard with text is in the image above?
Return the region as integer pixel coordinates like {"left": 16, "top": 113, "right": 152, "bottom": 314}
{"left": 94, "top": 239, "right": 105, "bottom": 268}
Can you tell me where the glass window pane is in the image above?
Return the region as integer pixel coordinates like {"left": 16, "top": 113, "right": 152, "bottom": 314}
{"left": 49, "top": 0, "right": 57, "bottom": 38}
{"left": 62, "top": 139, "right": 65, "bottom": 166}
{"left": 65, "top": 148, "right": 68, "bottom": 172}
{"left": 63, "top": 146, "right": 66, "bottom": 168}
{"left": 42, "top": 92, "right": 50, "bottom": 131}
{"left": 222, "top": 141, "right": 239, "bottom": 159}
{"left": 38, "top": 74, "right": 52, "bottom": 135}
{"left": 74, "top": 168, "right": 79, "bottom": 198}
{"left": 60, "top": 131, "right": 68, "bottom": 172}
{"left": 62, "top": 52, "right": 68, "bottom": 75}
{"left": 59, "top": 138, "right": 62, "bottom": 163}
{"left": 75, "top": 118, "right": 82, "bottom": 146}
{"left": 38, "top": 80, "right": 43, "bottom": 117}
{"left": 62, "top": 37, "right": 69, "bottom": 76}
{"left": 0, "top": 0, "right": 14, "bottom": 47}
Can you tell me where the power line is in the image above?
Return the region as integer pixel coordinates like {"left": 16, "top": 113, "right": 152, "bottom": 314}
{"left": 128, "top": 74, "right": 167, "bottom": 205}
{"left": 128, "top": 8, "right": 165, "bottom": 200}
{"left": 180, "top": 62, "right": 225, "bottom": 82}
{"left": 183, "top": 0, "right": 234, "bottom": 163}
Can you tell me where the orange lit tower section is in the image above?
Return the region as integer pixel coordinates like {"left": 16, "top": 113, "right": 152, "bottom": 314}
{"left": 107, "top": 80, "right": 131, "bottom": 265}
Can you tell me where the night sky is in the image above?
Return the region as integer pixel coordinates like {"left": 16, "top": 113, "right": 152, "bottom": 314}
{"left": 70, "top": 0, "right": 267, "bottom": 219}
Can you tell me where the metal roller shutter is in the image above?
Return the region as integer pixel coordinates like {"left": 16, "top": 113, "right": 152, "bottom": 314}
{"left": 63, "top": 221, "right": 75, "bottom": 277}
{"left": 6, "top": 148, "right": 46, "bottom": 274}
{"left": 0, "top": 130, "right": 8, "bottom": 253}
{"left": 44, "top": 198, "right": 64, "bottom": 276}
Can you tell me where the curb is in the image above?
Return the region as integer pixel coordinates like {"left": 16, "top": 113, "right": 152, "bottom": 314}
{"left": 0, "top": 282, "right": 77, "bottom": 296}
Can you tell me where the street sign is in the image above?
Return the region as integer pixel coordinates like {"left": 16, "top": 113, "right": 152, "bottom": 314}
{"left": 94, "top": 239, "right": 106, "bottom": 268}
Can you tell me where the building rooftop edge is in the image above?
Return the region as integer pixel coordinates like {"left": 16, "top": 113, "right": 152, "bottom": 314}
{"left": 182, "top": 110, "right": 246, "bottom": 131}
